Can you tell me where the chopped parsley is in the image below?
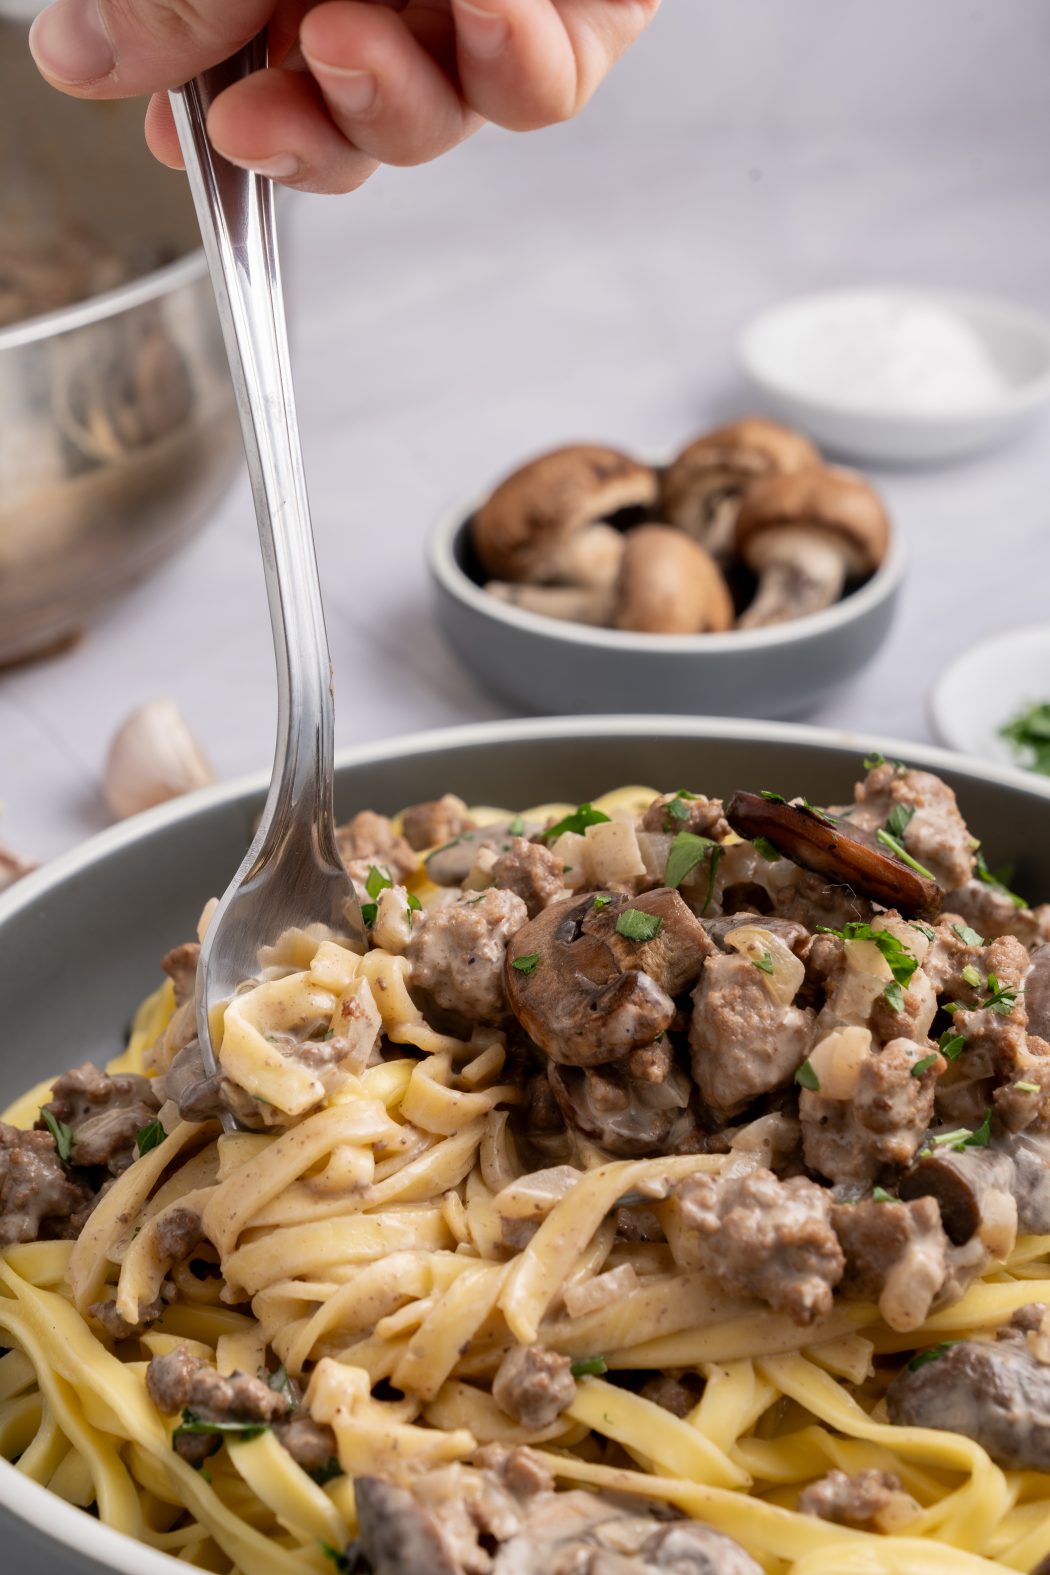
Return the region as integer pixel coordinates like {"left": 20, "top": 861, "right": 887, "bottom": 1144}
{"left": 752, "top": 835, "right": 782, "bottom": 862}
{"left": 795, "top": 1059, "right": 821, "bottom": 1092}
{"left": 172, "top": 1410, "right": 269, "bottom": 1444}
{"left": 911, "top": 1053, "right": 940, "bottom": 1078}
{"left": 885, "top": 803, "right": 915, "bottom": 840}
{"left": 932, "top": 1110, "right": 992, "bottom": 1151}
{"left": 753, "top": 951, "right": 775, "bottom": 975}
{"left": 910, "top": 921, "right": 936, "bottom": 941}
{"left": 406, "top": 891, "right": 422, "bottom": 923}
{"left": 39, "top": 1108, "right": 74, "bottom": 1164}
{"left": 308, "top": 1457, "right": 344, "bottom": 1486}
{"left": 1015, "top": 1081, "right": 1041, "bottom": 1094}
{"left": 542, "top": 804, "right": 610, "bottom": 843}
{"left": 511, "top": 953, "right": 541, "bottom": 975}
{"left": 615, "top": 909, "right": 663, "bottom": 942}
{"left": 570, "top": 1355, "right": 608, "bottom": 1378}
{"left": 135, "top": 1119, "right": 166, "bottom": 1157}
{"left": 953, "top": 923, "right": 984, "bottom": 947}
{"left": 864, "top": 751, "right": 907, "bottom": 772}
{"left": 974, "top": 848, "right": 1026, "bottom": 909}
{"left": 872, "top": 1187, "right": 895, "bottom": 1203}
{"left": 983, "top": 974, "right": 1020, "bottom": 1016}
{"left": 593, "top": 894, "right": 613, "bottom": 909}
{"left": 884, "top": 981, "right": 905, "bottom": 1015}
{"left": 360, "top": 902, "right": 378, "bottom": 928}
{"left": 365, "top": 865, "right": 393, "bottom": 899}
{"left": 875, "top": 827, "right": 935, "bottom": 881}
{"left": 939, "top": 1030, "right": 967, "bottom": 1061}
{"left": 320, "top": 1543, "right": 351, "bottom": 1572}
{"left": 1000, "top": 700, "right": 1050, "bottom": 776}
{"left": 665, "top": 794, "right": 692, "bottom": 826}
{"left": 508, "top": 815, "right": 526, "bottom": 835}
{"left": 266, "top": 1365, "right": 297, "bottom": 1408}
{"left": 906, "top": 1341, "right": 960, "bottom": 1373}
{"left": 759, "top": 790, "right": 786, "bottom": 804}
{"left": 664, "top": 837, "right": 724, "bottom": 900}
{"left": 962, "top": 964, "right": 983, "bottom": 989}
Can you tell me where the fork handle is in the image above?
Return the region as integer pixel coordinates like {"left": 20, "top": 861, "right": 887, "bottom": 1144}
{"left": 169, "top": 46, "right": 339, "bottom": 867}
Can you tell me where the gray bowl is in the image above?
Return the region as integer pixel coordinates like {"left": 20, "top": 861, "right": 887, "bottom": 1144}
{"left": 0, "top": 27, "right": 240, "bottom": 665}
{"left": 3, "top": 715, "right": 1050, "bottom": 1573}
{"left": 428, "top": 508, "right": 906, "bottom": 720}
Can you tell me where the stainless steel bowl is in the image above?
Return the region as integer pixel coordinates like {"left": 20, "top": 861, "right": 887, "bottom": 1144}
{"left": 0, "top": 28, "right": 240, "bottom": 665}
{"left": 1, "top": 715, "right": 1050, "bottom": 1572}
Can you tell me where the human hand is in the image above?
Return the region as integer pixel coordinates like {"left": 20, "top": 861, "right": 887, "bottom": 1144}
{"left": 29, "top": 0, "right": 660, "bottom": 194}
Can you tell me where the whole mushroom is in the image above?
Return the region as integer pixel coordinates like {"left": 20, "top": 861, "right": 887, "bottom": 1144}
{"left": 490, "top": 523, "right": 733, "bottom": 635}
{"left": 471, "top": 445, "right": 658, "bottom": 597}
{"left": 661, "top": 418, "right": 820, "bottom": 561}
{"left": 733, "top": 468, "right": 890, "bottom": 629}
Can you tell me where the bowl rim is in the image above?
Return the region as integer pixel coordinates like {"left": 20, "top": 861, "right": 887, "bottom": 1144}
{"left": 0, "top": 248, "right": 208, "bottom": 352}
{"left": 3, "top": 712, "right": 1050, "bottom": 1573}
{"left": 928, "top": 621, "right": 1050, "bottom": 759}
{"left": 428, "top": 496, "right": 907, "bottom": 654}
{"left": 738, "top": 285, "right": 1050, "bottom": 429}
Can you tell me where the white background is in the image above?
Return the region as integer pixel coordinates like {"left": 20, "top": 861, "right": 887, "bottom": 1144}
{"left": 3, "top": 0, "right": 1050, "bottom": 859}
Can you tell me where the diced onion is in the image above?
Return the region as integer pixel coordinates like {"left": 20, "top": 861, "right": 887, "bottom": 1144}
{"left": 584, "top": 820, "right": 646, "bottom": 885}
{"left": 635, "top": 830, "right": 673, "bottom": 882}
{"left": 874, "top": 913, "right": 929, "bottom": 965}
{"left": 807, "top": 1026, "right": 872, "bottom": 1100}
{"left": 550, "top": 830, "right": 588, "bottom": 890}
{"left": 725, "top": 925, "right": 804, "bottom": 1006}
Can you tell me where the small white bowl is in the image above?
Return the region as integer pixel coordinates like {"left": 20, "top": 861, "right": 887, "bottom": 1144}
{"left": 429, "top": 502, "right": 906, "bottom": 720}
{"left": 930, "top": 625, "right": 1050, "bottom": 770}
{"left": 739, "top": 288, "right": 1050, "bottom": 464}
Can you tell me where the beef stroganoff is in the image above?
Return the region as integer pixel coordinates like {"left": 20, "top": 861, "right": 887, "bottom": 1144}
{"left": 5, "top": 763, "right": 1050, "bottom": 1573}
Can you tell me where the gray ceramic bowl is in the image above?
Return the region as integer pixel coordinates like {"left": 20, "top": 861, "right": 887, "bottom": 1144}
{"left": 428, "top": 508, "right": 906, "bottom": 719}
{"left": 3, "top": 715, "right": 1050, "bottom": 1573}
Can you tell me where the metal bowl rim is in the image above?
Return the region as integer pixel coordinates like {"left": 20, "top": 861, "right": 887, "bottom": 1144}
{"left": 0, "top": 248, "right": 208, "bottom": 352}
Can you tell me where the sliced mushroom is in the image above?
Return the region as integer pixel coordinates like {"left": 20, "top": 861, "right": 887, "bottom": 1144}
{"left": 734, "top": 468, "right": 890, "bottom": 628}
{"left": 547, "top": 1056, "right": 696, "bottom": 1157}
{"left": 725, "top": 791, "right": 942, "bottom": 919}
{"left": 900, "top": 1146, "right": 1017, "bottom": 1250}
{"left": 488, "top": 523, "right": 732, "bottom": 635}
{"left": 614, "top": 524, "right": 733, "bottom": 634}
{"left": 661, "top": 417, "right": 820, "bottom": 560}
{"left": 505, "top": 888, "right": 712, "bottom": 1066}
{"left": 425, "top": 819, "right": 544, "bottom": 886}
{"left": 471, "top": 445, "right": 658, "bottom": 588}
{"left": 352, "top": 1477, "right": 458, "bottom": 1575}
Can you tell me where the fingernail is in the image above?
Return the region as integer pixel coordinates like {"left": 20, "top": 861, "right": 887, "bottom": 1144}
{"left": 454, "top": 0, "right": 510, "bottom": 59}
{"left": 305, "top": 56, "right": 377, "bottom": 115}
{"left": 223, "top": 153, "right": 301, "bottom": 179}
{"left": 29, "top": 0, "right": 116, "bottom": 85}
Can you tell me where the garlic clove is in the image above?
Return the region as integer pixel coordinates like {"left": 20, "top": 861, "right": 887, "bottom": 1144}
{"left": 0, "top": 843, "right": 36, "bottom": 893}
{"left": 104, "top": 699, "right": 215, "bottom": 820}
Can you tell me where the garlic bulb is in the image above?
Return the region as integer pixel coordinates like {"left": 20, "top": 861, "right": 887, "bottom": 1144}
{"left": 103, "top": 699, "right": 215, "bottom": 820}
{"left": 0, "top": 843, "right": 36, "bottom": 893}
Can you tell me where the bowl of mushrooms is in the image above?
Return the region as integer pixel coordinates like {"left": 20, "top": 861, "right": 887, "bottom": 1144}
{"left": 428, "top": 418, "right": 905, "bottom": 718}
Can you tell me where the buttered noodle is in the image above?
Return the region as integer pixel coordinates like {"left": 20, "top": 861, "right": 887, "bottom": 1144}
{"left": 3, "top": 784, "right": 1050, "bottom": 1574}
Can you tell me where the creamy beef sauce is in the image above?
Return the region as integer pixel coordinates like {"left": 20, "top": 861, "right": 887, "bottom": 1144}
{"left": 8, "top": 759, "right": 1050, "bottom": 1568}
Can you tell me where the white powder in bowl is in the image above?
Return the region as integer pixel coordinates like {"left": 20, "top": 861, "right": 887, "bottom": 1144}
{"left": 787, "top": 296, "right": 1010, "bottom": 414}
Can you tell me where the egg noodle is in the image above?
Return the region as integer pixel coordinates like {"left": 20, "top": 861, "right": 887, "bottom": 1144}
{"left": 3, "top": 786, "right": 1050, "bottom": 1575}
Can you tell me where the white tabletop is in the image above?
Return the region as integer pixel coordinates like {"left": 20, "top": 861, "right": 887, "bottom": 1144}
{"left": 3, "top": 0, "right": 1050, "bottom": 862}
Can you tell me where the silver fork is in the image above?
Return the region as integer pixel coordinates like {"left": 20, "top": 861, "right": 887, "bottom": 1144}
{"left": 170, "top": 43, "right": 365, "bottom": 1129}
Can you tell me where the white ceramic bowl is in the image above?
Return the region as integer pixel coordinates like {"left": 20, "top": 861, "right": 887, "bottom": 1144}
{"left": 739, "top": 288, "right": 1050, "bottom": 464}
{"left": 930, "top": 624, "right": 1050, "bottom": 774}
{"left": 428, "top": 503, "right": 906, "bottom": 719}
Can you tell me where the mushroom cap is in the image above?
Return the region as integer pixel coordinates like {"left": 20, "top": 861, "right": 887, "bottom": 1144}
{"left": 614, "top": 524, "right": 733, "bottom": 635}
{"left": 505, "top": 888, "right": 712, "bottom": 1066}
{"left": 734, "top": 467, "right": 891, "bottom": 577}
{"left": 662, "top": 418, "right": 820, "bottom": 522}
{"left": 471, "top": 445, "right": 658, "bottom": 583}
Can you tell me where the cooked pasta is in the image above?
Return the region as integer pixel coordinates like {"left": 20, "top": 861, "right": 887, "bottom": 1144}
{"left": 4, "top": 764, "right": 1050, "bottom": 1574}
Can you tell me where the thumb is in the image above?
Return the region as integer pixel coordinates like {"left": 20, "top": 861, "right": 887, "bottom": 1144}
{"left": 29, "top": 0, "right": 273, "bottom": 95}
